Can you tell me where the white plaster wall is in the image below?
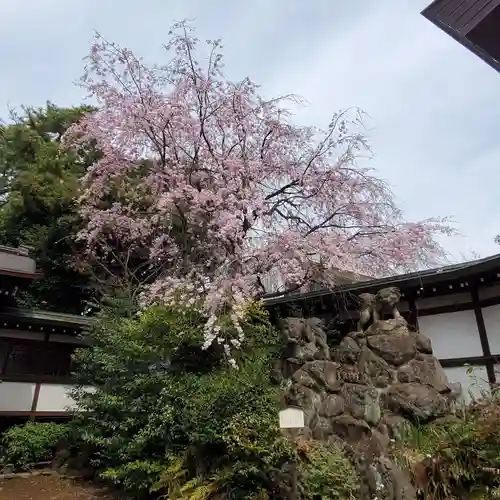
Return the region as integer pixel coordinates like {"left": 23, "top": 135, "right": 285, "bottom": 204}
{"left": 418, "top": 310, "right": 482, "bottom": 359}
{"left": 36, "top": 384, "right": 77, "bottom": 412}
{"left": 36, "top": 384, "right": 95, "bottom": 413}
{"left": 0, "top": 381, "right": 35, "bottom": 411}
{"left": 0, "top": 250, "right": 36, "bottom": 274}
{"left": 481, "top": 304, "right": 500, "bottom": 355}
{"left": 444, "top": 365, "right": 490, "bottom": 404}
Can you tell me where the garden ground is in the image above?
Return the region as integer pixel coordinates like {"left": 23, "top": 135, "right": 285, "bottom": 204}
{"left": 0, "top": 475, "right": 128, "bottom": 500}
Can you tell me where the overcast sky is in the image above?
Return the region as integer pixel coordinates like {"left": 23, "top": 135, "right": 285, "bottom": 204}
{"left": 1, "top": 0, "right": 498, "bottom": 263}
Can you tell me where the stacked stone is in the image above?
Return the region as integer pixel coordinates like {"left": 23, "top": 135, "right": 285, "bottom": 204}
{"left": 276, "top": 307, "right": 461, "bottom": 500}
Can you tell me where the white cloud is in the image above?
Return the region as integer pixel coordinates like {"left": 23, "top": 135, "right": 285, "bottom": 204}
{"left": 0, "top": 0, "right": 498, "bottom": 262}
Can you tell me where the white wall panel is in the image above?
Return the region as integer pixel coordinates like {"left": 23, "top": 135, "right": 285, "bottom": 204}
{"left": 418, "top": 310, "right": 482, "bottom": 359}
{"left": 481, "top": 304, "right": 500, "bottom": 355}
{"left": 36, "top": 384, "right": 77, "bottom": 412}
{"left": 444, "top": 365, "right": 490, "bottom": 404}
{"left": 0, "top": 248, "right": 36, "bottom": 274}
{"left": 36, "top": 384, "right": 95, "bottom": 413}
{"left": 0, "top": 382, "right": 35, "bottom": 411}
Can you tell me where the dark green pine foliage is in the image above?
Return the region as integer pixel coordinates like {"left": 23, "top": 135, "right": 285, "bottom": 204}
{"left": 0, "top": 102, "right": 98, "bottom": 314}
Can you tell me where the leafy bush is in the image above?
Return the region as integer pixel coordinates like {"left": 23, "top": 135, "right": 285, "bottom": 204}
{"left": 70, "top": 300, "right": 296, "bottom": 498}
{"left": 298, "top": 440, "right": 359, "bottom": 500}
{"left": 391, "top": 393, "right": 500, "bottom": 500}
{"left": 1, "top": 422, "right": 70, "bottom": 470}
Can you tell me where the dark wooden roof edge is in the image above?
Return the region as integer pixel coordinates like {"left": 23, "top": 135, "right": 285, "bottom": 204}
{"left": 420, "top": 0, "right": 441, "bottom": 17}
{"left": 263, "top": 253, "right": 500, "bottom": 306}
{"left": 420, "top": 0, "right": 500, "bottom": 74}
{"left": 0, "top": 269, "right": 41, "bottom": 280}
{"left": 0, "top": 307, "right": 91, "bottom": 328}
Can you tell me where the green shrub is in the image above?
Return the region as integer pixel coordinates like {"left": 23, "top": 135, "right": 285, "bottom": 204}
{"left": 70, "top": 300, "right": 295, "bottom": 498}
{"left": 1, "top": 422, "right": 70, "bottom": 469}
{"left": 391, "top": 393, "right": 500, "bottom": 500}
{"left": 101, "top": 459, "right": 167, "bottom": 495}
{"left": 299, "top": 440, "right": 359, "bottom": 500}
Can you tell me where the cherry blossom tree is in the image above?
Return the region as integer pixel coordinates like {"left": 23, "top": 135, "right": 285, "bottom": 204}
{"left": 64, "top": 22, "right": 452, "bottom": 356}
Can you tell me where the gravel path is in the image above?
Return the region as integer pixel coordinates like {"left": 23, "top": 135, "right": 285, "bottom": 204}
{"left": 0, "top": 475, "right": 127, "bottom": 500}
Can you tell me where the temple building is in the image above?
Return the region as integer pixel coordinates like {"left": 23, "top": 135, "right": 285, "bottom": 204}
{"left": 422, "top": 0, "right": 500, "bottom": 73}
{"left": 2, "top": 245, "right": 500, "bottom": 419}
{"left": 265, "top": 253, "right": 500, "bottom": 402}
{"left": 0, "top": 245, "right": 89, "bottom": 423}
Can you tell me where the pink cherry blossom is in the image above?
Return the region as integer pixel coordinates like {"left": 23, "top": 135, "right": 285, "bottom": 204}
{"left": 63, "top": 21, "right": 454, "bottom": 356}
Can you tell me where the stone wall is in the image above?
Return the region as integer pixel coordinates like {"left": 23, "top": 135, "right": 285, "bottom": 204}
{"left": 273, "top": 288, "right": 461, "bottom": 500}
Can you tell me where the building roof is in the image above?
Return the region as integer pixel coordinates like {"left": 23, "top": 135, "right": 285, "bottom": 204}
{"left": 263, "top": 253, "right": 500, "bottom": 306}
{"left": 2, "top": 253, "right": 499, "bottom": 328}
{"left": 0, "top": 245, "right": 39, "bottom": 280}
{"left": 0, "top": 307, "right": 91, "bottom": 329}
{"left": 422, "top": 0, "right": 500, "bottom": 73}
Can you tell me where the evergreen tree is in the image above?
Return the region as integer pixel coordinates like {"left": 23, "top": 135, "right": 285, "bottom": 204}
{"left": 0, "top": 102, "right": 97, "bottom": 313}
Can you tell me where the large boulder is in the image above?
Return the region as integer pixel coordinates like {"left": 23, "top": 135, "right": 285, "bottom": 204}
{"left": 358, "top": 346, "right": 394, "bottom": 387}
{"left": 291, "top": 360, "right": 340, "bottom": 392}
{"left": 397, "top": 354, "right": 449, "bottom": 392}
{"left": 385, "top": 383, "right": 451, "bottom": 421}
{"left": 366, "top": 321, "right": 417, "bottom": 366}
{"left": 341, "top": 383, "right": 382, "bottom": 425}
{"left": 364, "top": 456, "right": 417, "bottom": 500}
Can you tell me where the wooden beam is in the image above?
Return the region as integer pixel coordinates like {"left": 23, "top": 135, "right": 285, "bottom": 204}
{"left": 28, "top": 331, "right": 50, "bottom": 420}
{"left": 0, "top": 411, "right": 70, "bottom": 418}
{"left": 407, "top": 295, "right": 419, "bottom": 331}
{"left": 29, "top": 383, "right": 41, "bottom": 421}
{"left": 471, "top": 286, "right": 496, "bottom": 384}
{"left": 440, "top": 354, "right": 497, "bottom": 367}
